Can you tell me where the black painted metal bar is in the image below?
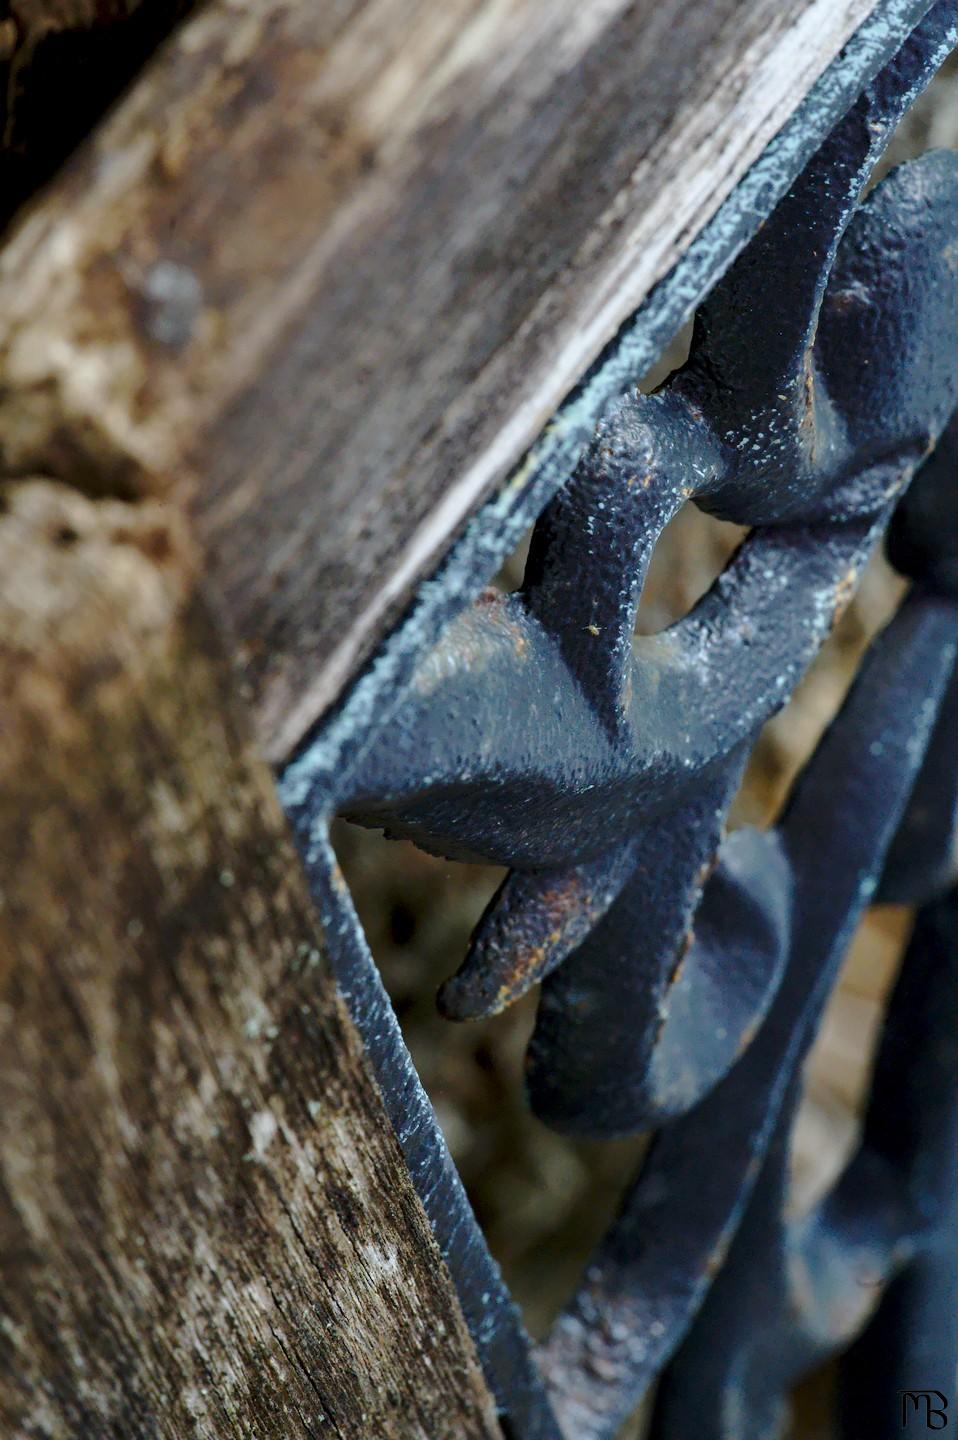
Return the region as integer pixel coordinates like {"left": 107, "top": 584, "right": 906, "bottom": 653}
{"left": 839, "top": 888, "right": 958, "bottom": 1436}
{"left": 647, "top": 591, "right": 958, "bottom": 1440}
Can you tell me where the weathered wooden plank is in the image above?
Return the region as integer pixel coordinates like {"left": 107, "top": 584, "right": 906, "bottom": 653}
{"left": 0, "top": 477, "right": 500, "bottom": 1439}
{"left": 0, "top": 0, "right": 901, "bottom": 760}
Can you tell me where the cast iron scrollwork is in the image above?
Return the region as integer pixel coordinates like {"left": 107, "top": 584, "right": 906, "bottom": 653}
{"left": 283, "top": 5, "right": 958, "bottom": 1436}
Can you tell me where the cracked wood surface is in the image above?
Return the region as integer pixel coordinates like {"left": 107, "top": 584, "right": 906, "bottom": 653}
{"left": 0, "top": 0, "right": 889, "bottom": 762}
{"left": 0, "top": 479, "right": 501, "bottom": 1439}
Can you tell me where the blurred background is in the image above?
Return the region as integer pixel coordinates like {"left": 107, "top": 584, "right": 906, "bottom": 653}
{"left": 332, "top": 54, "right": 958, "bottom": 1439}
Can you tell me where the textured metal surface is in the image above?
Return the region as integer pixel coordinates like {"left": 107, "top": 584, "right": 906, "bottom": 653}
{"left": 281, "top": 4, "right": 958, "bottom": 1436}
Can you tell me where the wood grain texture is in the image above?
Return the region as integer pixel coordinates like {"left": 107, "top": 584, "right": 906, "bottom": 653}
{"left": 0, "top": 478, "right": 500, "bottom": 1439}
{"left": 0, "top": 0, "right": 887, "bottom": 761}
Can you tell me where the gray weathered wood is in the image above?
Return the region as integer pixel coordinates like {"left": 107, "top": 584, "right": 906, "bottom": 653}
{"left": 0, "top": 478, "right": 501, "bottom": 1439}
{"left": 0, "top": 0, "right": 887, "bottom": 760}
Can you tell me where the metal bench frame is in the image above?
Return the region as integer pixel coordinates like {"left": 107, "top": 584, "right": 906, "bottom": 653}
{"left": 281, "top": 6, "right": 958, "bottom": 1435}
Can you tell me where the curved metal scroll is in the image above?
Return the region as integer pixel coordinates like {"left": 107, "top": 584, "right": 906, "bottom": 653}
{"left": 283, "top": 5, "right": 958, "bottom": 1437}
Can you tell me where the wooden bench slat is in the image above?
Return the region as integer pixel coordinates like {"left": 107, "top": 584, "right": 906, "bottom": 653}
{"left": 0, "top": 478, "right": 501, "bottom": 1438}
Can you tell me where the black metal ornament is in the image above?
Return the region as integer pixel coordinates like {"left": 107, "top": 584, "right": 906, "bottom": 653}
{"left": 282, "top": 5, "right": 958, "bottom": 1436}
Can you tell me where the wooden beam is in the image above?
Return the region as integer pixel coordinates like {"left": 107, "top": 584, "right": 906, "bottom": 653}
{"left": 0, "top": 477, "right": 500, "bottom": 1438}
{"left": 0, "top": 0, "right": 896, "bottom": 761}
